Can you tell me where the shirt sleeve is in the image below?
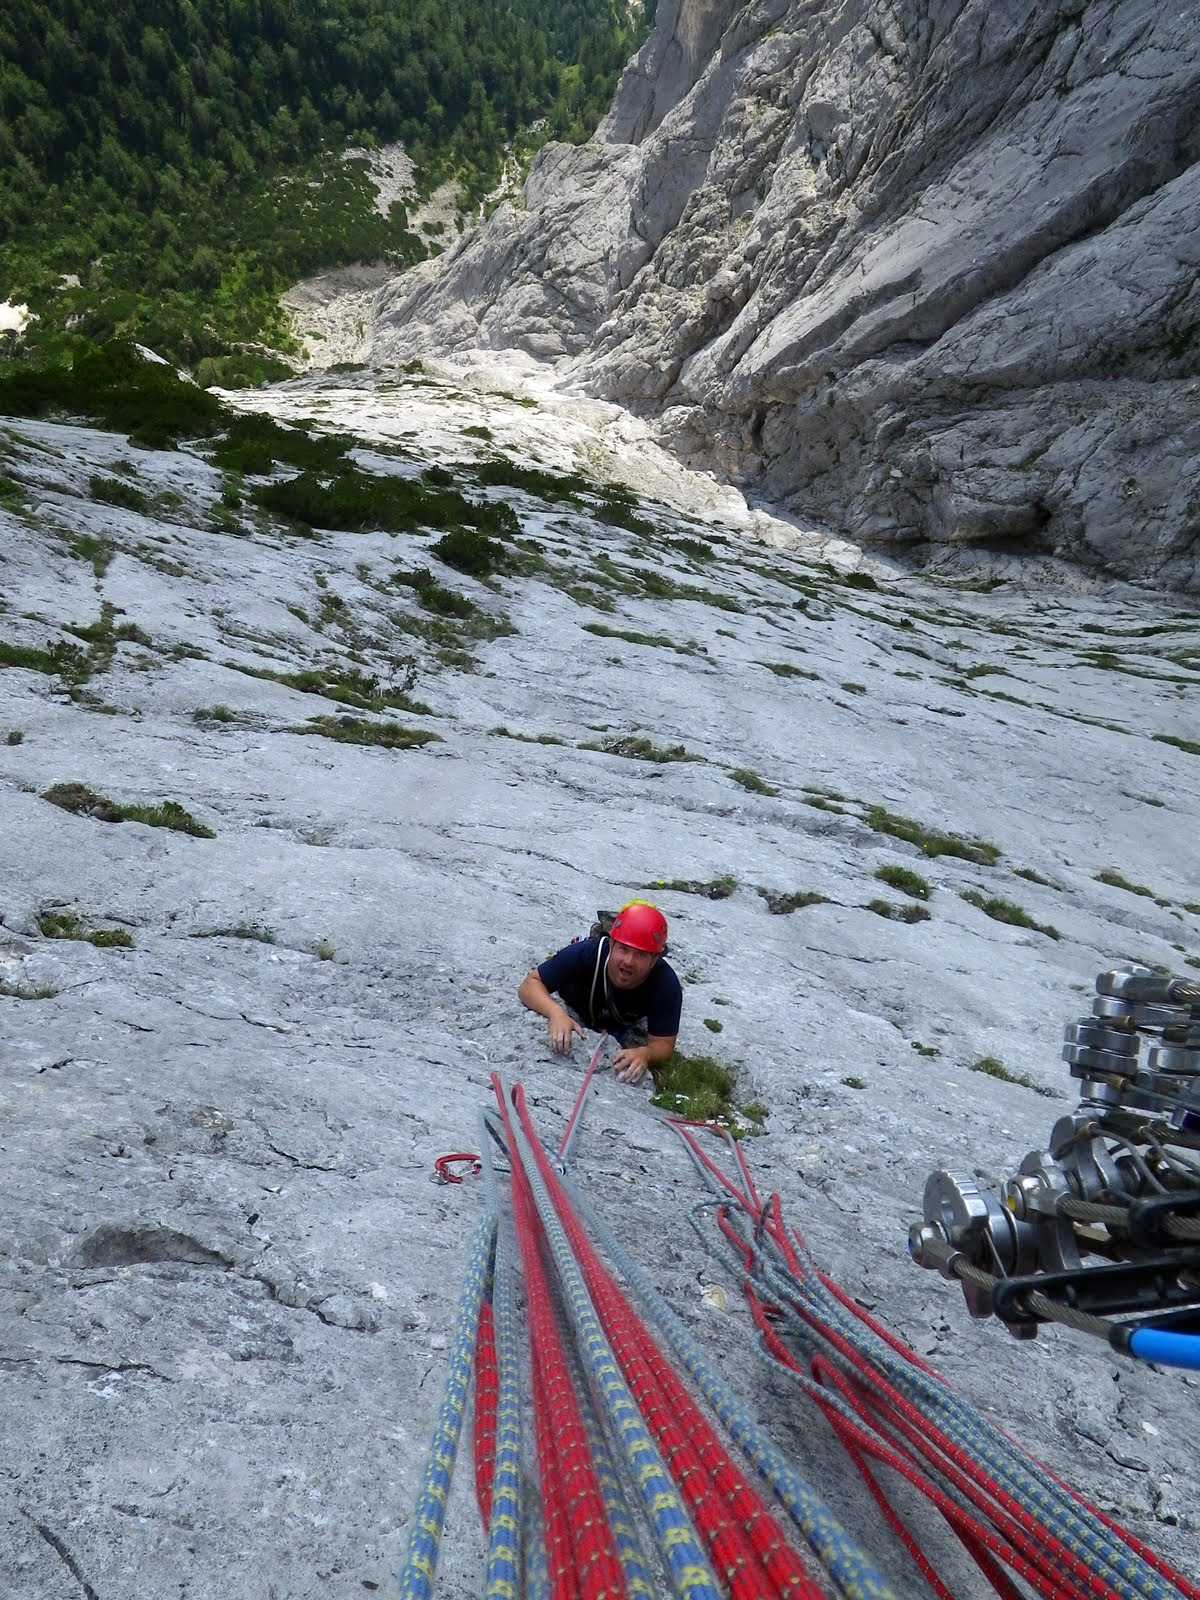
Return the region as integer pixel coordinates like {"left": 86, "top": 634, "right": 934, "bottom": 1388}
{"left": 646, "top": 965, "right": 683, "bottom": 1037}
{"left": 536, "top": 938, "right": 596, "bottom": 996}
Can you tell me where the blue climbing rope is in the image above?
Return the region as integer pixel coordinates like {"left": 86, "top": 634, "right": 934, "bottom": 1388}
{"left": 395, "top": 1210, "right": 497, "bottom": 1600}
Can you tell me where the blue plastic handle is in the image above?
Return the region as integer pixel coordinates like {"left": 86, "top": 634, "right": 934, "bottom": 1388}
{"left": 1128, "top": 1327, "right": 1200, "bottom": 1372}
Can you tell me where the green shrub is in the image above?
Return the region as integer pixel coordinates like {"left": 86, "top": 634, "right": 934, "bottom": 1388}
{"left": 90, "top": 473, "right": 149, "bottom": 513}
{"left": 69, "top": 533, "right": 116, "bottom": 576}
{"left": 38, "top": 909, "right": 134, "bottom": 947}
{"left": 253, "top": 465, "right": 518, "bottom": 541}
{"left": 392, "top": 567, "right": 478, "bottom": 617}
{"left": 194, "top": 353, "right": 293, "bottom": 389}
{"left": 471, "top": 460, "right": 590, "bottom": 502}
{"left": 665, "top": 536, "right": 713, "bottom": 561}
{"left": 210, "top": 413, "right": 350, "bottom": 475}
{"left": 491, "top": 726, "right": 566, "bottom": 746}
{"left": 0, "top": 638, "right": 89, "bottom": 682}
{"left": 968, "top": 1056, "right": 1058, "bottom": 1096}
{"left": 593, "top": 496, "right": 654, "bottom": 536}
{"left": 866, "top": 898, "right": 931, "bottom": 924}
{"left": 42, "top": 781, "right": 215, "bottom": 837}
{"left": 842, "top": 1076, "right": 867, "bottom": 1089}
{"left": 429, "top": 527, "right": 510, "bottom": 579}
{"left": 1014, "top": 866, "right": 1057, "bottom": 887}
{"left": 1096, "top": 869, "right": 1154, "bottom": 899}
{"left": 728, "top": 767, "right": 778, "bottom": 796}
{"left": 911, "top": 1041, "right": 940, "bottom": 1058}
{"left": 840, "top": 681, "right": 867, "bottom": 695}
{"left": 0, "top": 341, "right": 225, "bottom": 448}
{"left": 118, "top": 800, "right": 216, "bottom": 838}
{"left": 583, "top": 734, "right": 701, "bottom": 763}
{"left": 5, "top": 729, "right": 23, "bottom": 745}
{"left": 648, "top": 875, "right": 737, "bottom": 899}
{"left": 960, "top": 890, "right": 1059, "bottom": 939}
{"left": 865, "top": 805, "right": 1000, "bottom": 865}
{"left": 582, "top": 622, "right": 699, "bottom": 655}
{"left": 1154, "top": 733, "right": 1200, "bottom": 756}
{"left": 296, "top": 715, "right": 440, "bottom": 749}
{"left": 650, "top": 1051, "right": 736, "bottom": 1123}
{"left": 762, "top": 661, "right": 819, "bottom": 680}
{"left": 703, "top": 1018, "right": 723, "bottom": 1033}
{"left": 191, "top": 924, "right": 276, "bottom": 943}
{"left": 0, "top": 978, "right": 59, "bottom": 999}
{"left": 875, "top": 865, "right": 931, "bottom": 900}
{"left": 757, "top": 888, "right": 827, "bottom": 915}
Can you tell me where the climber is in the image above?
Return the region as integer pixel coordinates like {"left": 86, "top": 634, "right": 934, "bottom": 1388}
{"left": 518, "top": 901, "right": 682, "bottom": 1085}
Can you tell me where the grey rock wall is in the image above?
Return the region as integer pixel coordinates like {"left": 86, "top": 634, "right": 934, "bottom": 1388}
{"left": 372, "top": 0, "right": 1200, "bottom": 588}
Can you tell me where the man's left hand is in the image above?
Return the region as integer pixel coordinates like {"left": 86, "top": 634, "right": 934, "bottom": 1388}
{"left": 613, "top": 1046, "right": 653, "bottom": 1085}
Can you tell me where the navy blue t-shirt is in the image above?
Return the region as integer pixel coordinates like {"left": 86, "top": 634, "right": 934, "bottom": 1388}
{"left": 537, "top": 936, "right": 683, "bottom": 1038}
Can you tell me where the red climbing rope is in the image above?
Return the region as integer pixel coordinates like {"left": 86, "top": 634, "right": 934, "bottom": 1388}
{"left": 472, "top": 1299, "right": 499, "bottom": 1532}
{"left": 557, "top": 1038, "right": 608, "bottom": 1161}
{"left": 683, "top": 1125, "right": 1200, "bottom": 1600}
{"left": 514, "top": 1084, "right": 830, "bottom": 1600}
{"left": 494, "top": 1078, "right": 631, "bottom": 1600}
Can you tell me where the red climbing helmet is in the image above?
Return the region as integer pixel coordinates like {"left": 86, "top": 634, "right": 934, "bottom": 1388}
{"left": 610, "top": 900, "right": 668, "bottom": 955}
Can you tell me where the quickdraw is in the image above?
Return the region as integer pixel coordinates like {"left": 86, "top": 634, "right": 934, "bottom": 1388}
{"left": 433, "top": 1151, "right": 482, "bottom": 1185}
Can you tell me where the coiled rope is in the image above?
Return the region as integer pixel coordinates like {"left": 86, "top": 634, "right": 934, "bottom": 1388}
{"left": 401, "top": 1075, "right": 1195, "bottom": 1600}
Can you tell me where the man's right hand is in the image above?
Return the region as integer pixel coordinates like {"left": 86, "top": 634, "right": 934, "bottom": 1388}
{"left": 548, "top": 1008, "right": 585, "bottom": 1056}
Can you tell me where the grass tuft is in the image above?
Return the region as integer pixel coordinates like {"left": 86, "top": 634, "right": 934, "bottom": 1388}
{"left": 582, "top": 734, "right": 702, "bottom": 764}
{"left": 865, "top": 805, "right": 1000, "bottom": 865}
{"left": 38, "top": 909, "right": 134, "bottom": 947}
{"left": 296, "top": 715, "right": 441, "bottom": 749}
{"left": 866, "top": 898, "right": 931, "bottom": 924}
{"left": 960, "top": 890, "right": 1059, "bottom": 940}
{"left": 969, "top": 1056, "right": 1059, "bottom": 1097}
{"left": 874, "top": 865, "right": 931, "bottom": 900}
{"left": 647, "top": 875, "right": 737, "bottom": 900}
{"left": 42, "top": 782, "right": 214, "bottom": 837}
{"left": 1096, "top": 869, "right": 1155, "bottom": 899}
{"left": 757, "top": 888, "right": 827, "bottom": 915}
{"left": 728, "top": 767, "right": 778, "bottom": 796}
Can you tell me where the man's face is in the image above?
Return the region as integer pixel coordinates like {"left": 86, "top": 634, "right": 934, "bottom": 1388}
{"left": 607, "top": 938, "right": 658, "bottom": 989}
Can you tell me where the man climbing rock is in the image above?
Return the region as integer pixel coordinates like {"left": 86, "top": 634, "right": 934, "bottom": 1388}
{"left": 518, "top": 901, "right": 682, "bottom": 1085}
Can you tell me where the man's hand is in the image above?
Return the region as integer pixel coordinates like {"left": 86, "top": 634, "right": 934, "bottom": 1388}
{"left": 613, "top": 1045, "right": 653, "bottom": 1084}
{"left": 548, "top": 1008, "right": 585, "bottom": 1056}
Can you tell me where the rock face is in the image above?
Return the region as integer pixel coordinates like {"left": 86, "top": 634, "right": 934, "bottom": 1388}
{"left": 373, "top": 0, "right": 1200, "bottom": 588}
{"left": 2, "top": 368, "right": 1200, "bottom": 1593}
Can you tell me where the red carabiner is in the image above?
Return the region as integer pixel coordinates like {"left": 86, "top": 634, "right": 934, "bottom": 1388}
{"left": 434, "top": 1151, "right": 482, "bottom": 1185}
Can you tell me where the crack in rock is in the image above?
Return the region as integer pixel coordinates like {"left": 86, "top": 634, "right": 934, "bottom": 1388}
{"left": 21, "top": 1511, "right": 102, "bottom": 1600}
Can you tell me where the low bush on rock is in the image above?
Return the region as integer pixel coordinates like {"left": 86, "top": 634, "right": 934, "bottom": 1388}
{"left": 38, "top": 909, "right": 134, "bottom": 947}
{"left": 42, "top": 782, "right": 216, "bottom": 837}
{"left": 757, "top": 888, "right": 827, "bottom": 915}
{"left": 296, "top": 715, "right": 440, "bottom": 749}
{"left": 865, "top": 805, "right": 1000, "bottom": 865}
{"left": 582, "top": 622, "right": 700, "bottom": 655}
{"left": 210, "top": 413, "right": 351, "bottom": 475}
{"left": 0, "top": 637, "right": 90, "bottom": 683}
{"left": 866, "top": 898, "right": 931, "bottom": 924}
{"left": 874, "top": 865, "right": 931, "bottom": 900}
{"left": 648, "top": 875, "right": 737, "bottom": 899}
{"left": 89, "top": 473, "right": 150, "bottom": 513}
{"left": 0, "top": 341, "right": 225, "bottom": 449}
{"left": 960, "top": 889, "right": 1059, "bottom": 939}
{"left": 253, "top": 464, "right": 519, "bottom": 542}
{"left": 582, "top": 734, "right": 701, "bottom": 764}
{"left": 729, "top": 767, "right": 777, "bottom": 796}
